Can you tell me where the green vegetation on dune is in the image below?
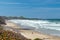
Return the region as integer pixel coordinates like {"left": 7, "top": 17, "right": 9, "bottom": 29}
{"left": 0, "top": 30, "right": 31, "bottom": 40}
{"left": 0, "top": 30, "right": 21, "bottom": 40}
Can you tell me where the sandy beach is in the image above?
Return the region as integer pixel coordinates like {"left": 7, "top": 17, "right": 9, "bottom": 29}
{"left": 20, "top": 30, "right": 60, "bottom": 40}
{"left": 4, "top": 20, "right": 60, "bottom": 40}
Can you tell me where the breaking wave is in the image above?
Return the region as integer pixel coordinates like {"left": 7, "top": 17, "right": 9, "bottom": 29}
{"left": 9, "top": 19, "right": 60, "bottom": 31}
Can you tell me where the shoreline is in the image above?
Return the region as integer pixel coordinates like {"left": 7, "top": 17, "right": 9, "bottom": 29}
{"left": 4, "top": 20, "right": 60, "bottom": 40}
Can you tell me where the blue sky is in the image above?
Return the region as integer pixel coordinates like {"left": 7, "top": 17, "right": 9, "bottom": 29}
{"left": 0, "top": 0, "right": 60, "bottom": 19}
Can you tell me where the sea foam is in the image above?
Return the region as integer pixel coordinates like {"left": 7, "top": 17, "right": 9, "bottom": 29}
{"left": 9, "top": 19, "right": 60, "bottom": 31}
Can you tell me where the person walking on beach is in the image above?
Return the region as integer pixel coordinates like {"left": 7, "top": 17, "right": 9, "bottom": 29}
{"left": 32, "top": 32, "right": 33, "bottom": 34}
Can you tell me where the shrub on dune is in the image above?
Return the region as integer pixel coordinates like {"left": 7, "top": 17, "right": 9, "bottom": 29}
{"left": 34, "top": 38, "right": 43, "bottom": 40}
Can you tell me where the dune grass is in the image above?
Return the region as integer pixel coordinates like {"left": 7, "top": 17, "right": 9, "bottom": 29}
{"left": 34, "top": 38, "right": 43, "bottom": 40}
{"left": 0, "top": 30, "right": 31, "bottom": 40}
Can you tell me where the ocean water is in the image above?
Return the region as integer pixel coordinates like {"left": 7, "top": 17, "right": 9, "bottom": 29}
{"left": 9, "top": 19, "right": 60, "bottom": 37}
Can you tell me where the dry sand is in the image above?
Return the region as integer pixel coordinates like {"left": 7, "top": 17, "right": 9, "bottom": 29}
{"left": 4, "top": 20, "right": 60, "bottom": 40}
